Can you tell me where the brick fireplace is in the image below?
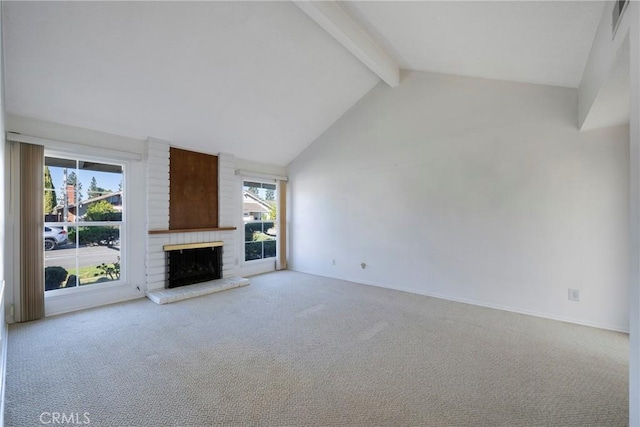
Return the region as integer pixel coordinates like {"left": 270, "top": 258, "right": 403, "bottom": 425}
{"left": 145, "top": 139, "right": 238, "bottom": 293}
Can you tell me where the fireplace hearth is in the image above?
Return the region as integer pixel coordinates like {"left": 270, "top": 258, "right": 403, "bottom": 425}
{"left": 164, "top": 242, "right": 223, "bottom": 288}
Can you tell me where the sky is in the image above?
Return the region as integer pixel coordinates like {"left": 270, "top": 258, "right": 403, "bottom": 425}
{"left": 47, "top": 165, "right": 123, "bottom": 201}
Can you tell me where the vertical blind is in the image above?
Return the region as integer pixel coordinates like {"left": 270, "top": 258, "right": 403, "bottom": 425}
{"left": 277, "top": 180, "right": 287, "bottom": 270}
{"left": 20, "top": 143, "right": 45, "bottom": 321}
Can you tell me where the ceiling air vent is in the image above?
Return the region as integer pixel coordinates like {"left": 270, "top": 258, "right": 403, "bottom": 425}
{"left": 612, "top": 0, "right": 629, "bottom": 38}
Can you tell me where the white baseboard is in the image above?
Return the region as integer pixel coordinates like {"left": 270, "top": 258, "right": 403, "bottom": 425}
{"left": 415, "top": 289, "right": 628, "bottom": 334}
{"left": 289, "top": 269, "right": 629, "bottom": 334}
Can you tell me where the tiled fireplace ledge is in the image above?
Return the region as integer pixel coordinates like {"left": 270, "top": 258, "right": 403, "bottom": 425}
{"left": 147, "top": 277, "right": 250, "bottom": 304}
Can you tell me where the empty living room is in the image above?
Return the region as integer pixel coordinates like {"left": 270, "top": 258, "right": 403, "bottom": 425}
{"left": 0, "top": 1, "right": 638, "bottom": 426}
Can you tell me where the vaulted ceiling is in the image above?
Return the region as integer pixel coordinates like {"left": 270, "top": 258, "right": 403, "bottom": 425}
{"left": 342, "top": 1, "right": 604, "bottom": 88}
{"left": 3, "top": 1, "right": 607, "bottom": 166}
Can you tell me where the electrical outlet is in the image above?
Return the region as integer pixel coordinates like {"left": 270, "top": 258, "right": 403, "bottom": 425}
{"left": 332, "top": 259, "right": 336, "bottom": 266}
{"left": 568, "top": 288, "right": 580, "bottom": 302}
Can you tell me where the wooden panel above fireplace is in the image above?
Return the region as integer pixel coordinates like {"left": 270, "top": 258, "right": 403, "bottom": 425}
{"left": 169, "top": 147, "right": 218, "bottom": 230}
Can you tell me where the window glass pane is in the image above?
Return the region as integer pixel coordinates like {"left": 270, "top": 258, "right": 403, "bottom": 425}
{"left": 77, "top": 226, "right": 121, "bottom": 286}
{"left": 44, "top": 225, "right": 71, "bottom": 252}
{"left": 244, "top": 181, "right": 262, "bottom": 189}
{"left": 245, "top": 241, "right": 263, "bottom": 261}
{"left": 263, "top": 240, "right": 276, "bottom": 258}
{"left": 262, "top": 222, "right": 276, "bottom": 239}
{"left": 44, "top": 225, "right": 76, "bottom": 291}
{"left": 245, "top": 223, "right": 262, "bottom": 242}
{"left": 77, "top": 163, "right": 123, "bottom": 222}
{"left": 44, "top": 157, "right": 79, "bottom": 223}
{"left": 77, "top": 225, "right": 120, "bottom": 247}
{"left": 243, "top": 187, "right": 275, "bottom": 222}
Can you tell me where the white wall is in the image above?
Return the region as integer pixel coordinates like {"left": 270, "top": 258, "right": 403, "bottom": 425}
{"left": 0, "top": 4, "right": 7, "bottom": 426}
{"left": 579, "top": 1, "right": 631, "bottom": 129}
{"left": 6, "top": 114, "right": 143, "bottom": 154}
{"left": 580, "top": 2, "right": 638, "bottom": 421}
{"left": 0, "top": 8, "right": 5, "bottom": 301}
{"left": 288, "top": 70, "right": 630, "bottom": 332}
{"left": 628, "top": 2, "right": 640, "bottom": 423}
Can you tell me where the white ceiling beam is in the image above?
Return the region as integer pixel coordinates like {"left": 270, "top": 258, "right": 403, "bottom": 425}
{"left": 293, "top": 0, "right": 399, "bottom": 88}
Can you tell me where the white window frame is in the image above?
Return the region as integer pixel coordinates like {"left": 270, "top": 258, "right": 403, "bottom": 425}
{"left": 242, "top": 178, "right": 278, "bottom": 266}
{"left": 43, "top": 149, "right": 128, "bottom": 296}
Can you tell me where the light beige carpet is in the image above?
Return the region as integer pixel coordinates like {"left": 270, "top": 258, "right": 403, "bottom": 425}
{"left": 5, "top": 271, "right": 628, "bottom": 426}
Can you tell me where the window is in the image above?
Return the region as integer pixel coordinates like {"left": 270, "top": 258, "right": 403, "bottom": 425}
{"left": 44, "top": 155, "right": 124, "bottom": 291}
{"left": 243, "top": 180, "right": 276, "bottom": 262}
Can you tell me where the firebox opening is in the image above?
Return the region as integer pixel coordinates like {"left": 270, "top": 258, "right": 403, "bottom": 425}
{"left": 164, "top": 242, "right": 223, "bottom": 289}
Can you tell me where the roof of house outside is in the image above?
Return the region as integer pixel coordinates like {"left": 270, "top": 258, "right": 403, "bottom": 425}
{"left": 78, "top": 190, "right": 122, "bottom": 207}
{"left": 243, "top": 191, "right": 271, "bottom": 214}
{"left": 55, "top": 190, "right": 122, "bottom": 211}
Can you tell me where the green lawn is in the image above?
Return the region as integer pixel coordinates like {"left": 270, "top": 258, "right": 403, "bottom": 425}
{"left": 65, "top": 265, "right": 107, "bottom": 286}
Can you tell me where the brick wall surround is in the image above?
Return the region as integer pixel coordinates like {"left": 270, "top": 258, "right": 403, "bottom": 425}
{"left": 145, "top": 138, "right": 237, "bottom": 292}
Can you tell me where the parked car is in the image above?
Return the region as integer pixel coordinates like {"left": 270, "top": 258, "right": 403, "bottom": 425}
{"left": 44, "top": 227, "right": 68, "bottom": 251}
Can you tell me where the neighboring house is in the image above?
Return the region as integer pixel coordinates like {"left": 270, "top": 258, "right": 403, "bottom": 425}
{"left": 53, "top": 189, "right": 122, "bottom": 221}
{"left": 243, "top": 191, "right": 272, "bottom": 221}
{"left": 76, "top": 191, "right": 122, "bottom": 219}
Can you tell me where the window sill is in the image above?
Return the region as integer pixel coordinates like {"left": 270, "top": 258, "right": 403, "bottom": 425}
{"left": 45, "top": 279, "right": 128, "bottom": 298}
{"left": 243, "top": 258, "right": 276, "bottom": 265}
